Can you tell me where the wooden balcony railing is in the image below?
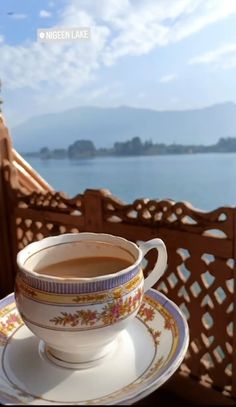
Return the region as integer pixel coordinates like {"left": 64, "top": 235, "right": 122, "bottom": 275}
{"left": 0, "top": 114, "right": 236, "bottom": 405}
{"left": 12, "top": 148, "right": 53, "bottom": 193}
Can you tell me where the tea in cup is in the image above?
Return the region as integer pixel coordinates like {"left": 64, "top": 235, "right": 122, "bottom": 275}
{"left": 15, "top": 232, "right": 167, "bottom": 368}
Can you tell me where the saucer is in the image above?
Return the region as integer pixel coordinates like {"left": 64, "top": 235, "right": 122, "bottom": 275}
{"left": 0, "top": 289, "right": 189, "bottom": 405}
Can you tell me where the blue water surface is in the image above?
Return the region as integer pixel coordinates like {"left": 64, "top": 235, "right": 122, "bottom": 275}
{"left": 26, "top": 153, "right": 236, "bottom": 211}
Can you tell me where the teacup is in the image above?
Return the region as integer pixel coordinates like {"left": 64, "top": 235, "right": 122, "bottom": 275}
{"left": 15, "top": 232, "right": 167, "bottom": 368}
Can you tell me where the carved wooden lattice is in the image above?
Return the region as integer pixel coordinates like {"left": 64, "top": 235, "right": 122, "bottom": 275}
{"left": 103, "top": 196, "right": 232, "bottom": 238}
{"left": 102, "top": 195, "right": 235, "bottom": 399}
{"left": 2, "top": 165, "right": 236, "bottom": 403}
{"left": 15, "top": 190, "right": 84, "bottom": 250}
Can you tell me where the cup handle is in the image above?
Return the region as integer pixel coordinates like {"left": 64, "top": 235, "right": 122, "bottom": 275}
{"left": 138, "top": 238, "right": 167, "bottom": 293}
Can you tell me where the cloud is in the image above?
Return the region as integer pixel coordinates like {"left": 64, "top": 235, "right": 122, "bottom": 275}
{"left": 1, "top": 0, "right": 236, "bottom": 117}
{"left": 0, "top": 9, "right": 109, "bottom": 94}
{"left": 10, "top": 13, "right": 27, "bottom": 20}
{"left": 39, "top": 10, "right": 52, "bottom": 18}
{"left": 189, "top": 43, "right": 236, "bottom": 69}
{"left": 166, "top": 0, "right": 236, "bottom": 44}
{"left": 159, "top": 74, "right": 177, "bottom": 83}
{"left": 0, "top": 35, "right": 4, "bottom": 44}
{"left": 101, "top": 0, "right": 236, "bottom": 65}
{"left": 170, "top": 97, "right": 180, "bottom": 103}
{"left": 79, "top": 82, "right": 124, "bottom": 104}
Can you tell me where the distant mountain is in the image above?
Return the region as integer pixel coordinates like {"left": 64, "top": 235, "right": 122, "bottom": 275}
{"left": 10, "top": 102, "right": 236, "bottom": 152}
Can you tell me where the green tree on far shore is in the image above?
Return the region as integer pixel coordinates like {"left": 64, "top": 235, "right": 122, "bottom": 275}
{"left": 68, "top": 140, "right": 96, "bottom": 158}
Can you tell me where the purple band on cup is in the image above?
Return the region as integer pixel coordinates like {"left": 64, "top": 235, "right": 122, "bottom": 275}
{"left": 19, "top": 266, "right": 140, "bottom": 294}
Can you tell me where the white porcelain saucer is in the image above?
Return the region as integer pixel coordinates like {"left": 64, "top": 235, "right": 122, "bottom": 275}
{"left": 0, "top": 289, "right": 189, "bottom": 405}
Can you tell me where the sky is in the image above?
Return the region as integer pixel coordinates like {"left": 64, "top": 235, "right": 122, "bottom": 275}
{"left": 0, "top": 0, "right": 236, "bottom": 127}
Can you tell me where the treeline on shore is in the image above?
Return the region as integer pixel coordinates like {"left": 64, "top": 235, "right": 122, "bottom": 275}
{"left": 23, "top": 136, "right": 236, "bottom": 159}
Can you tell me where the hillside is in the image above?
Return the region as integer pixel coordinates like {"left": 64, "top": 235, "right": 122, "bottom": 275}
{"left": 10, "top": 102, "right": 236, "bottom": 152}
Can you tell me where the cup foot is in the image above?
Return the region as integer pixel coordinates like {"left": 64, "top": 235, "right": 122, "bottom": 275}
{"left": 40, "top": 340, "right": 118, "bottom": 370}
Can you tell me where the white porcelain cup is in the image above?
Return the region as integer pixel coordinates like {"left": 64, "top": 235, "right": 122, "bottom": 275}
{"left": 15, "top": 232, "right": 167, "bottom": 368}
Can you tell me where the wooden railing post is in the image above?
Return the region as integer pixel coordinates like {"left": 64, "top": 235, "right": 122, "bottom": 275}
{"left": 83, "top": 189, "right": 110, "bottom": 232}
{"left": 0, "top": 115, "right": 15, "bottom": 297}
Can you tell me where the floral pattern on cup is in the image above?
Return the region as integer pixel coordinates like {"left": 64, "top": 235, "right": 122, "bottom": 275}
{"left": 50, "top": 287, "right": 143, "bottom": 328}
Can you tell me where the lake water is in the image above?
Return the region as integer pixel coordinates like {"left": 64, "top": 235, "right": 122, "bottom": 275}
{"left": 25, "top": 153, "right": 236, "bottom": 211}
